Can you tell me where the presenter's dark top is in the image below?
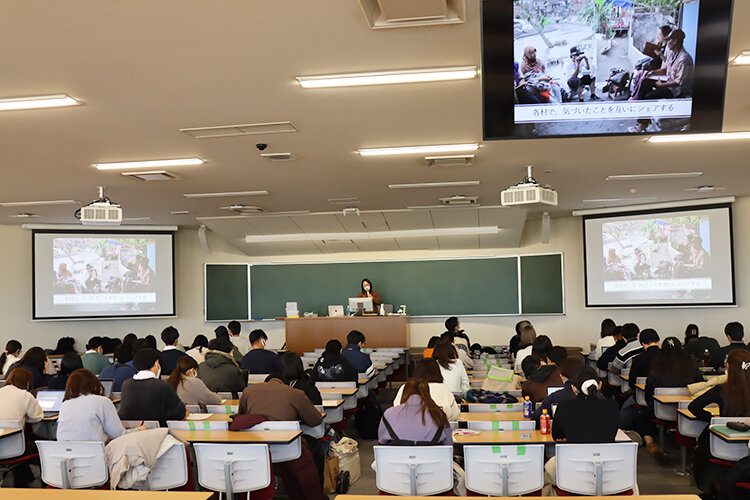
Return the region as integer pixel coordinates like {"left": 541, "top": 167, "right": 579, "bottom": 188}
{"left": 357, "top": 290, "right": 383, "bottom": 313}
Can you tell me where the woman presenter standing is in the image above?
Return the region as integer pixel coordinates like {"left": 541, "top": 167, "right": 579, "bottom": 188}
{"left": 358, "top": 278, "right": 382, "bottom": 314}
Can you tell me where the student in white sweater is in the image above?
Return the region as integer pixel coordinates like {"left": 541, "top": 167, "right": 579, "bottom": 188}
{"left": 393, "top": 359, "right": 459, "bottom": 420}
{"left": 167, "top": 355, "right": 221, "bottom": 406}
{"left": 434, "top": 341, "right": 470, "bottom": 395}
{"left": 185, "top": 335, "right": 210, "bottom": 365}
{"left": 514, "top": 325, "right": 538, "bottom": 373}
{"left": 0, "top": 340, "right": 22, "bottom": 377}
{"left": 0, "top": 367, "right": 44, "bottom": 424}
{"left": 56, "top": 369, "right": 139, "bottom": 442}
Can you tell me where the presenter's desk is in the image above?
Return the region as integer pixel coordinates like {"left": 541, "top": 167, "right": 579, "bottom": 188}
{"left": 285, "top": 316, "right": 408, "bottom": 354}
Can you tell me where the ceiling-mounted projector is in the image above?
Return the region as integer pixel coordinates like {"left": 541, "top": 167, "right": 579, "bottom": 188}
{"left": 75, "top": 186, "right": 122, "bottom": 225}
{"left": 501, "top": 166, "right": 558, "bottom": 207}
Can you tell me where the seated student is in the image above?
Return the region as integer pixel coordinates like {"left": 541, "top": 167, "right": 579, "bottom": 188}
{"left": 185, "top": 335, "right": 210, "bottom": 364}
{"left": 342, "top": 330, "right": 375, "bottom": 377}
{"left": 683, "top": 324, "right": 720, "bottom": 365}
{"left": 98, "top": 346, "right": 137, "bottom": 392}
{"left": 393, "top": 359, "right": 459, "bottom": 420}
{"left": 214, "top": 326, "right": 242, "bottom": 364}
{"left": 312, "top": 339, "right": 358, "bottom": 382}
{"left": 272, "top": 352, "right": 322, "bottom": 405}
{"left": 440, "top": 331, "right": 473, "bottom": 370}
{"left": 5, "top": 346, "right": 51, "bottom": 389}
{"left": 531, "top": 335, "right": 554, "bottom": 363}
{"left": 611, "top": 323, "right": 643, "bottom": 373}
{"left": 514, "top": 324, "right": 537, "bottom": 373}
{"left": 379, "top": 378, "right": 453, "bottom": 445}
{"left": 57, "top": 369, "right": 132, "bottom": 442}
{"left": 51, "top": 337, "right": 77, "bottom": 355}
{"left": 594, "top": 319, "right": 617, "bottom": 360}
{"left": 444, "top": 316, "right": 471, "bottom": 354}
{"left": 544, "top": 366, "right": 619, "bottom": 492}
{"left": 597, "top": 325, "right": 625, "bottom": 370}
{"left": 159, "top": 326, "right": 186, "bottom": 376}
{"left": 168, "top": 356, "right": 221, "bottom": 406}
{"left": 118, "top": 348, "right": 187, "bottom": 426}
{"left": 521, "top": 355, "right": 564, "bottom": 404}
{"left": 144, "top": 335, "right": 158, "bottom": 350}
{"left": 240, "top": 329, "right": 281, "bottom": 374}
{"left": 636, "top": 337, "right": 702, "bottom": 464}
{"left": 689, "top": 349, "right": 750, "bottom": 497}
{"left": 433, "top": 341, "right": 470, "bottom": 395}
{"left": 197, "top": 338, "right": 245, "bottom": 398}
{"left": 711, "top": 321, "right": 750, "bottom": 368}
{"left": 0, "top": 367, "right": 44, "bottom": 424}
{"left": 531, "top": 357, "right": 581, "bottom": 424}
{"left": 549, "top": 345, "right": 568, "bottom": 366}
{"left": 121, "top": 333, "right": 138, "bottom": 351}
{"left": 423, "top": 336, "right": 440, "bottom": 359}
{"left": 228, "top": 320, "right": 251, "bottom": 355}
{"left": 80, "top": 337, "right": 112, "bottom": 375}
{"left": 509, "top": 320, "right": 531, "bottom": 357}
{"left": 1, "top": 340, "right": 22, "bottom": 377}
{"left": 628, "top": 328, "right": 661, "bottom": 390}
{"left": 49, "top": 352, "right": 83, "bottom": 390}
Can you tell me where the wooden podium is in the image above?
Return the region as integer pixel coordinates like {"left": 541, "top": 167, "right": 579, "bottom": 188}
{"left": 285, "top": 316, "right": 409, "bottom": 354}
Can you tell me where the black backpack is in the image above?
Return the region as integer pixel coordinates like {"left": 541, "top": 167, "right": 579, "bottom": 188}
{"left": 354, "top": 393, "right": 383, "bottom": 439}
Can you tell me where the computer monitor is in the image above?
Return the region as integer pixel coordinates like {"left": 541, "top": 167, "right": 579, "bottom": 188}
{"left": 348, "top": 297, "right": 372, "bottom": 314}
{"left": 547, "top": 386, "right": 564, "bottom": 396}
{"left": 100, "top": 379, "right": 114, "bottom": 398}
{"left": 36, "top": 391, "right": 65, "bottom": 414}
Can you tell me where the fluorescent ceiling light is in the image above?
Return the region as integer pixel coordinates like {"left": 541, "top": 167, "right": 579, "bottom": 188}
{"left": 648, "top": 132, "right": 750, "bottom": 143}
{"left": 245, "top": 226, "right": 498, "bottom": 243}
{"left": 582, "top": 198, "right": 658, "bottom": 203}
{"left": 296, "top": 66, "right": 477, "bottom": 88}
{"left": 183, "top": 190, "right": 269, "bottom": 199}
{"left": 93, "top": 158, "right": 204, "bottom": 170}
{"left": 732, "top": 51, "right": 750, "bottom": 65}
{"left": 359, "top": 143, "right": 479, "bottom": 156}
{"left": 0, "top": 199, "right": 78, "bottom": 207}
{"left": 8, "top": 213, "right": 41, "bottom": 218}
{"left": 606, "top": 172, "right": 702, "bottom": 181}
{"left": 170, "top": 210, "right": 191, "bottom": 215}
{"left": 0, "top": 94, "right": 80, "bottom": 111}
{"left": 389, "top": 181, "right": 480, "bottom": 189}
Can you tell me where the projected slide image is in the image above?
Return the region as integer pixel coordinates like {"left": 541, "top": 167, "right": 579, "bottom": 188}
{"left": 602, "top": 215, "right": 710, "bottom": 300}
{"left": 513, "top": 0, "right": 698, "bottom": 136}
{"left": 52, "top": 237, "right": 156, "bottom": 312}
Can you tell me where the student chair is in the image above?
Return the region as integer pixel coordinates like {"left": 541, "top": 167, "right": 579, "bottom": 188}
{"left": 217, "top": 392, "right": 234, "bottom": 400}
{"left": 619, "top": 368, "right": 631, "bottom": 393}
{"left": 0, "top": 420, "right": 38, "bottom": 486}
{"left": 467, "top": 403, "right": 525, "bottom": 413}
{"left": 243, "top": 421, "right": 302, "bottom": 463}
{"left": 246, "top": 374, "right": 268, "bottom": 382}
{"left": 167, "top": 420, "right": 229, "bottom": 431}
{"left": 354, "top": 375, "right": 370, "bottom": 399}
{"left": 121, "top": 420, "right": 160, "bottom": 430}
{"left": 36, "top": 440, "right": 108, "bottom": 489}
{"left": 709, "top": 417, "right": 750, "bottom": 462}
{"left": 674, "top": 400, "right": 705, "bottom": 476}
{"left": 634, "top": 377, "right": 647, "bottom": 406}
{"left": 206, "top": 404, "right": 239, "bottom": 414}
{"left": 193, "top": 443, "right": 272, "bottom": 500}
{"left": 373, "top": 445, "right": 454, "bottom": 496}
{"left": 316, "top": 381, "right": 358, "bottom": 410}
{"left": 466, "top": 420, "right": 536, "bottom": 431}
{"left": 185, "top": 404, "right": 203, "bottom": 414}
{"left": 136, "top": 443, "right": 188, "bottom": 491}
{"left": 555, "top": 442, "right": 638, "bottom": 496}
{"left": 111, "top": 391, "right": 122, "bottom": 400}
{"left": 464, "top": 444, "right": 544, "bottom": 496}
{"left": 652, "top": 387, "right": 688, "bottom": 450}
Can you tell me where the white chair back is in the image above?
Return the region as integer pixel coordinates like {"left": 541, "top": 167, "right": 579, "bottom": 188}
{"left": 111, "top": 392, "right": 122, "bottom": 400}
{"left": 0, "top": 420, "right": 25, "bottom": 459}
{"left": 634, "top": 377, "right": 647, "bottom": 406}
{"left": 217, "top": 392, "right": 233, "bottom": 400}
{"left": 315, "top": 381, "right": 356, "bottom": 389}
{"left": 36, "top": 441, "right": 108, "bottom": 489}
{"left": 555, "top": 442, "right": 638, "bottom": 496}
{"left": 607, "top": 367, "right": 620, "bottom": 388}
{"left": 677, "top": 400, "right": 709, "bottom": 438}
{"left": 193, "top": 443, "right": 271, "bottom": 497}
{"left": 467, "top": 420, "right": 536, "bottom": 431}
{"left": 619, "top": 368, "right": 630, "bottom": 392}
{"left": 467, "top": 403, "right": 524, "bottom": 413}
{"left": 206, "top": 404, "right": 239, "bottom": 414}
{"left": 653, "top": 387, "right": 688, "bottom": 421}
{"left": 167, "top": 420, "right": 229, "bottom": 431}
{"left": 373, "top": 445, "right": 454, "bottom": 496}
{"left": 464, "top": 444, "right": 544, "bottom": 496}
{"left": 246, "top": 374, "right": 268, "bottom": 382}
{"left": 709, "top": 417, "right": 750, "bottom": 462}
{"left": 138, "top": 443, "right": 188, "bottom": 491}
{"left": 247, "top": 421, "right": 301, "bottom": 463}
{"left": 185, "top": 404, "right": 203, "bottom": 414}
{"left": 121, "top": 420, "right": 160, "bottom": 430}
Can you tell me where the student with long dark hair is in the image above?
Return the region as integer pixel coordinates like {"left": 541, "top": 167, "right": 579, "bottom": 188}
{"left": 594, "top": 318, "right": 616, "bottom": 359}
{"left": 51, "top": 337, "right": 76, "bottom": 355}
{"left": 433, "top": 341, "right": 469, "bottom": 394}
{"left": 0, "top": 340, "right": 22, "bottom": 377}
{"left": 312, "top": 339, "right": 357, "bottom": 382}
{"left": 379, "top": 378, "right": 452, "bottom": 445}
{"left": 273, "top": 352, "right": 321, "bottom": 405}
{"left": 531, "top": 335, "right": 554, "bottom": 363}
{"left": 5, "top": 346, "right": 50, "bottom": 389}
{"left": 185, "top": 334, "right": 209, "bottom": 364}
{"left": 168, "top": 355, "right": 221, "bottom": 406}
{"left": 49, "top": 352, "right": 84, "bottom": 390}
{"left": 393, "top": 359, "right": 459, "bottom": 420}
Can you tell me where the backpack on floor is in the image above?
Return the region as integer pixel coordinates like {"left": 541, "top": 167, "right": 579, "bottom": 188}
{"left": 355, "top": 393, "right": 382, "bottom": 439}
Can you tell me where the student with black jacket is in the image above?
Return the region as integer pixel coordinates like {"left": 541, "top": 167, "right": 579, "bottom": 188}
{"left": 160, "top": 326, "right": 187, "bottom": 376}
{"left": 711, "top": 322, "right": 750, "bottom": 368}
{"left": 48, "top": 352, "right": 83, "bottom": 390}
{"left": 312, "top": 339, "right": 357, "bottom": 382}
{"left": 531, "top": 357, "right": 582, "bottom": 425}
{"left": 596, "top": 326, "right": 626, "bottom": 371}
{"left": 271, "top": 352, "right": 322, "bottom": 405}
{"left": 619, "top": 328, "right": 660, "bottom": 431}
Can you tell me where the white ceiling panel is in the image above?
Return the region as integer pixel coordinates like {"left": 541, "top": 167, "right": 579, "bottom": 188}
{"left": 383, "top": 210, "right": 434, "bottom": 231}
{"left": 289, "top": 213, "right": 346, "bottom": 233}
{"left": 353, "top": 238, "right": 400, "bottom": 252}
{"left": 479, "top": 228, "right": 523, "bottom": 249}
{"left": 394, "top": 236, "right": 439, "bottom": 250}
{"left": 335, "top": 212, "right": 389, "bottom": 232}
{"left": 315, "top": 240, "right": 360, "bottom": 253}
{"left": 430, "top": 208, "right": 479, "bottom": 228}
{"left": 437, "top": 235, "right": 479, "bottom": 249}
{"left": 245, "top": 216, "right": 304, "bottom": 235}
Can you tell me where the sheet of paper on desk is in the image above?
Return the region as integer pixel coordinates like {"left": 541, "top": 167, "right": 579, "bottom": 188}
{"left": 186, "top": 414, "right": 212, "bottom": 421}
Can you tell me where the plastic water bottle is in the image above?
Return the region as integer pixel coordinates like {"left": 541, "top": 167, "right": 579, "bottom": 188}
{"left": 540, "top": 409, "right": 551, "bottom": 434}
{"left": 703, "top": 349, "right": 711, "bottom": 368}
{"left": 522, "top": 396, "right": 532, "bottom": 418}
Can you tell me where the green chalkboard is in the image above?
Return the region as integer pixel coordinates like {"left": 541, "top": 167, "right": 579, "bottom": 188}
{"left": 520, "top": 254, "right": 564, "bottom": 314}
{"left": 205, "top": 264, "right": 249, "bottom": 321}
{"left": 249, "top": 258, "right": 520, "bottom": 319}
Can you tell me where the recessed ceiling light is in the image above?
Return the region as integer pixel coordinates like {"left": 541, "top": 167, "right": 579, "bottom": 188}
{"left": 605, "top": 172, "right": 702, "bottom": 181}
{"left": 183, "top": 190, "right": 269, "bottom": 199}
{"left": 647, "top": 132, "right": 750, "bottom": 143}
{"left": 686, "top": 185, "right": 727, "bottom": 193}
{"left": 121, "top": 170, "right": 181, "bottom": 181}
{"left": 359, "top": 143, "right": 479, "bottom": 156}
{"left": 0, "top": 94, "right": 80, "bottom": 111}
{"left": 296, "top": 66, "right": 477, "bottom": 88}
{"left": 328, "top": 197, "right": 360, "bottom": 205}
{"left": 732, "top": 51, "right": 750, "bottom": 65}
{"left": 170, "top": 210, "right": 191, "bottom": 215}
{"left": 582, "top": 198, "right": 658, "bottom": 203}
{"left": 388, "top": 181, "right": 480, "bottom": 189}
{"left": 93, "top": 158, "right": 204, "bottom": 170}
{"left": 0, "top": 199, "right": 78, "bottom": 207}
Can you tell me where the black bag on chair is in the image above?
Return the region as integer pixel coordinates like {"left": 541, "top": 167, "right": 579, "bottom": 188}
{"left": 355, "top": 393, "right": 383, "bottom": 439}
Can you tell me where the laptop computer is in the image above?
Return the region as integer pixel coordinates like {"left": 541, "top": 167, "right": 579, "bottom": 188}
{"left": 37, "top": 391, "right": 65, "bottom": 416}
{"left": 100, "top": 379, "right": 114, "bottom": 398}
{"left": 547, "top": 386, "right": 564, "bottom": 396}
{"left": 328, "top": 305, "right": 344, "bottom": 317}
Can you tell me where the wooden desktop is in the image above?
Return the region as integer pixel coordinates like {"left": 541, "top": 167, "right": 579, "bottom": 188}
{"left": 285, "top": 315, "right": 408, "bottom": 353}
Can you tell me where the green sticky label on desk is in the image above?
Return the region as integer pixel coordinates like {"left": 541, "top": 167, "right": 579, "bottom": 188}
{"left": 506, "top": 404, "right": 514, "bottom": 409}
{"left": 188, "top": 422, "right": 196, "bottom": 431}
{"left": 492, "top": 421, "right": 499, "bottom": 431}
{"left": 517, "top": 445, "right": 526, "bottom": 456}
{"left": 490, "top": 404, "right": 497, "bottom": 410}
{"left": 512, "top": 421, "right": 520, "bottom": 431}
{"left": 492, "top": 445, "right": 502, "bottom": 454}
{"left": 225, "top": 406, "right": 232, "bottom": 414}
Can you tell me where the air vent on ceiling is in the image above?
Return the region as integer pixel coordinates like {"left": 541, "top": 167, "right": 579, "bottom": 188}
{"left": 329, "top": 197, "right": 361, "bottom": 205}
{"left": 260, "top": 152, "right": 297, "bottom": 161}
{"left": 425, "top": 155, "right": 474, "bottom": 167}
{"left": 220, "top": 204, "right": 265, "bottom": 214}
{"left": 180, "top": 121, "right": 299, "bottom": 139}
{"left": 439, "top": 195, "right": 478, "bottom": 206}
{"left": 121, "top": 170, "right": 181, "bottom": 181}
{"left": 358, "top": 0, "right": 465, "bottom": 28}
{"left": 8, "top": 213, "right": 40, "bottom": 218}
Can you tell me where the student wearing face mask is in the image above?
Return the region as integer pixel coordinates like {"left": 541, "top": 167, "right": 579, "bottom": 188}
{"left": 80, "top": 336, "right": 112, "bottom": 375}
{"left": 357, "top": 278, "right": 382, "bottom": 314}
{"left": 167, "top": 356, "right": 221, "bottom": 406}
{"left": 240, "top": 329, "right": 281, "bottom": 374}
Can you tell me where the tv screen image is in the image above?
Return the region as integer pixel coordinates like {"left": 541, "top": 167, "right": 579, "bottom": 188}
{"left": 482, "top": 0, "right": 733, "bottom": 139}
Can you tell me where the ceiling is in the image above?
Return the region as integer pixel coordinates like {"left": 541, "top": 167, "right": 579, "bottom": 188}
{"left": 1, "top": 1, "right": 749, "bottom": 254}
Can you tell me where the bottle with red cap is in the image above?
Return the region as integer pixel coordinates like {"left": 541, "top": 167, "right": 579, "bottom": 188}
{"left": 540, "top": 409, "right": 551, "bottom": 434}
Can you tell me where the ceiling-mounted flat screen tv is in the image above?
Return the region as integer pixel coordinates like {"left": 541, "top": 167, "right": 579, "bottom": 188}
{"left": 481, "top": 0, "right": 734, "bottom": 139}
